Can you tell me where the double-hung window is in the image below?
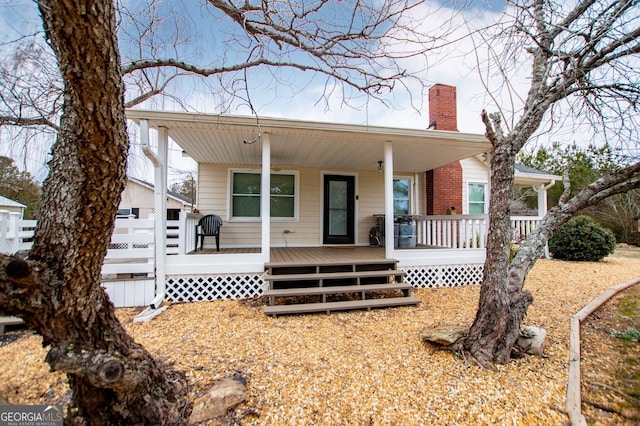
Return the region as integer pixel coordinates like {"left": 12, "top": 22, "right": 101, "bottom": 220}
{"left": 231, "top": 171, "right": 297, "bottom": 220}
{"left": 393, "top": 178, "right": 411, "bottom": 214}
{"left": 468, "top": 183, "right": 487, "bottom": 214}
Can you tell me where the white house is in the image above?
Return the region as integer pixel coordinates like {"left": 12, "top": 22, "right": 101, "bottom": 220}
{"left": 125, "top": 84, "right": 560, "bottom": 317}
{"left": 119, "top": 177, "right": 193, "bottom": 219}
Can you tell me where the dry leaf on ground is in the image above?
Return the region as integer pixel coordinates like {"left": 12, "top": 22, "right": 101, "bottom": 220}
{"left": 2, "top": 257, "right": 640, "bottom": 425}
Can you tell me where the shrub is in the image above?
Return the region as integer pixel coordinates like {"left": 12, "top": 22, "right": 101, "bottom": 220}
{"left": 549, "top": 215, "right": 616, "bottom": 261}
{"left": 610, "top": 327, "right": 640, "bottom": 342}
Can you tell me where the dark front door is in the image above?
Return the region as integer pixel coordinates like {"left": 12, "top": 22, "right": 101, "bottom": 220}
{"left": 323, "top": 175, "right": 355, "bottom": 244}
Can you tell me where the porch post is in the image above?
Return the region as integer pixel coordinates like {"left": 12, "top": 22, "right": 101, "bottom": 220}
{"left": 261, "top": 132, "right": 271, "bottom": 263}
{"left": 537, "top": 184, "right": 547, "bottom": 216}
{"left": 384, "top": 141, "right": 394, "bottom": 259}
{"left": 140, "top": 119, "right": 168, "bottom": 308}
{"left": 533, "top": 180, "right": 555, "bottom": 216}
{"left": 154, "top": 126, "right": 168, "bottom": 300}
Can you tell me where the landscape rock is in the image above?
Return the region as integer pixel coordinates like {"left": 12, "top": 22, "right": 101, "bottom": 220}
{"left": 420, "top": 326, "right": 468, "bottom": 345}
{"left": 515, "top": 326, "right": 547, "bottom": 356}
{"left": 189, "top": 375, "right": 247, "bottom": 424}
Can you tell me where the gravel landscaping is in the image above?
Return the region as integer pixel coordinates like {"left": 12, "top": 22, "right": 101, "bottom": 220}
{"left": 2, "top": 256, "right": 640, "bottom": 424}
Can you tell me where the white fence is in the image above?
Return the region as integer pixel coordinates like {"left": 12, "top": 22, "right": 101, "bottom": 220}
{"left": 0, "top": 211, "right": 36, "bottom": 254}
{"left": 103, "top": 218, "right": 155, "bottom": 278}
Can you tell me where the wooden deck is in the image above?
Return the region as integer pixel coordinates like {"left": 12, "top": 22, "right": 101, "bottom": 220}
{"left": 192, "top": 246, "right": 387, "bottom": 264}
{"left": 271, "top": 247, "right": 386, "bottom": 264}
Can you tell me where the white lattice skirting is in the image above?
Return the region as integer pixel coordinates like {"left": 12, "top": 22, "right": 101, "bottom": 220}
{"left": 165, "top": 274, "right": 264, "bottom": 302}
{"left": 163, "top": 265, "right": 482, "bottom": 303}
{"left": 402, "top": 264, "right": 484, "bottom": 288}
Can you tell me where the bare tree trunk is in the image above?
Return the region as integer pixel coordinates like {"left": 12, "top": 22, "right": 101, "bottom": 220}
{"left": 462, "top": 112, "right": 640, "bottom": 366}
{"left": 0, "top": 0, "right": 190, "bottom": 423}
{"left": 462, "top": 117, "right": 534, "bottom": 366}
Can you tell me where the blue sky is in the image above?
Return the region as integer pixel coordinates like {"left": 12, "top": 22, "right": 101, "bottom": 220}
{"left": 0, "top": 0, "right": 510, "bottom": 133}
{"left": 113, "top": 0, "right": 511, "bottom": 133}
{"left": 2, "top": 0, "right": 601, "bottom": 184}
{"left": 0, "top": 0, "right": 513, "bottom": 181}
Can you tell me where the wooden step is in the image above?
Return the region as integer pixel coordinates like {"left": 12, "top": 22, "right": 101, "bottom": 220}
{"left": 263, "top": 296, "right": 421, "bottom": 316}
{"left": 264, "top": 270, "right": 405, "bottom": 282}
{"left": 265, "top": 258, "right": 399, "bottom": 269}
{"left": 263, "top": 282, "right": 412, "bottom": 298}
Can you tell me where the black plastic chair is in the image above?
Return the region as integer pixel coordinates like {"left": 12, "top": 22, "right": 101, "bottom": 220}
{"left": 195, "top": 214, "right": 223, "bottom": 252}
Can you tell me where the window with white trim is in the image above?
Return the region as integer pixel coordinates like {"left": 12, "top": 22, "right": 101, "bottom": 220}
{"left": 468, "top": 183, "right": 487, "bottom": 214}
{"left": 393, "top": 178, "right": 411, "bottom": 214}
{"left": 231, "top": 171, "right": 297, "bottom": 219}
{"left": 116, "top": 207, "right": 139, "bottom": 218}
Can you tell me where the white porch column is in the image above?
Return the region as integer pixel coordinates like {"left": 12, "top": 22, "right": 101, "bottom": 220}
{"left": 537, "top": 184, "right": 547, "bottom": 216}
{"left": 261, "top": 133, "right": 271, "bottom": 263}
{"left": 534, "top": 181, "right": 557, "bottom": 216}
{"left": 140, "top": 119, "right": 168, "bottom": 309}
{"left": 154, "top": 127, "right": 169, "bottom": 301}
{"left": 384, "top": 141, "right": 394, "bottom": 259}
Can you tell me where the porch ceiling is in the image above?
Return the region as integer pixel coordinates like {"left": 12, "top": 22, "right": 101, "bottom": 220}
{"left": 127, "top": 110, "right": 491, "bottom": 172}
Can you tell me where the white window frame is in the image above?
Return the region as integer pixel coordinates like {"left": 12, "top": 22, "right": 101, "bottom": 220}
{"left": 393, "top": 176, "right": 413, "bottom": 215}
{"left": 228, "top": 169, "right": 299, "bottom": 222}
{"left": 467, "top": 182, "right": 488, "bottom": 214}
{"left": 116, "top": 207, "right": 138, "bottom": 219}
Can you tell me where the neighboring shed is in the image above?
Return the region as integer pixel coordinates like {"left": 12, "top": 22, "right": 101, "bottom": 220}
{"left": 119, "top": 177, "right": 193, "bottom": 219}
{"left": 0, "top": 195, "right": 26, "bottom": 218}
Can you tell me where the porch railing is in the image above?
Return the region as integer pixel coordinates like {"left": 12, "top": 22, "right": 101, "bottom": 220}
{"left": 104, "top": 218, "right": 155, "bottom": 278}
{"left": 179, "top": 213, "right": 201, "bottom": 254}
{"left": 510, "top": 216, "right": 544, "bottom": 243}
{"left": 0, "top": 210, "right": 543, "bottom": 269}
{"left": 415, "top": 214, "right": 487, "bottom": 249}
{"left": 413, "top": 214, "right": 542, "bottom": 249}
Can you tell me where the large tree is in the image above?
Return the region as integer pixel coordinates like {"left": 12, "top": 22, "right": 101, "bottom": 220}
{"left": 0, "top": 0, "right": 445, "bottom": 422}
{"left": 459, "top": 0, "right": 640, "bottom": 367}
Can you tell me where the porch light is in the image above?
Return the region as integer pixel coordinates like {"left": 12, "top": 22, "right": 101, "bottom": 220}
{"left": 377, "top": 161, "right": 383, "bottom": 172}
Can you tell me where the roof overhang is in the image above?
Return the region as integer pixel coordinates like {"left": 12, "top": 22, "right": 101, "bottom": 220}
{"left": 126, "top": 110, "right": 491, "bottom": 173}
{"left": 515, "top": 171, "right": 563, "bottom": 187}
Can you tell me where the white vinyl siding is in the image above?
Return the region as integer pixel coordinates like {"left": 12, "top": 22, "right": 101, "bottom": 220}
{"left": 119, "top": 180, "right": 187, "bottom": 219}
{"left": 460, "top": 157, "right": 489, "bottom": 214}
{"left": 197, "top": 165, "right": 424, "bottom": 247}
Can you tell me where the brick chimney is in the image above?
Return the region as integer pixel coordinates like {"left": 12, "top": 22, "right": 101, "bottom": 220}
{"left": 426, "top": 84, "right": 463, "bottom": 215}
{"left": 428, "top": 84, "right": 458, "bottom": 131}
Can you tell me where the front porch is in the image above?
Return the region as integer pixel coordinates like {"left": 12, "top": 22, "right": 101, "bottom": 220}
{"left": 163, "top": 241, "right": 489, "bottom": 305}
{"left": 0, "top": 210, "right": 543, "bottom": 308}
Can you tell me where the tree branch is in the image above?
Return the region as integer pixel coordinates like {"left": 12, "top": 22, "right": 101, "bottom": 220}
{"left": 44, "top": 343, "right": 139, "bottom": 390}
{"left": 122, "top": 57, "right": 403, "bottom": 95}
{"left": 0, "top": 114, "right": 60, "bottom": 131}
